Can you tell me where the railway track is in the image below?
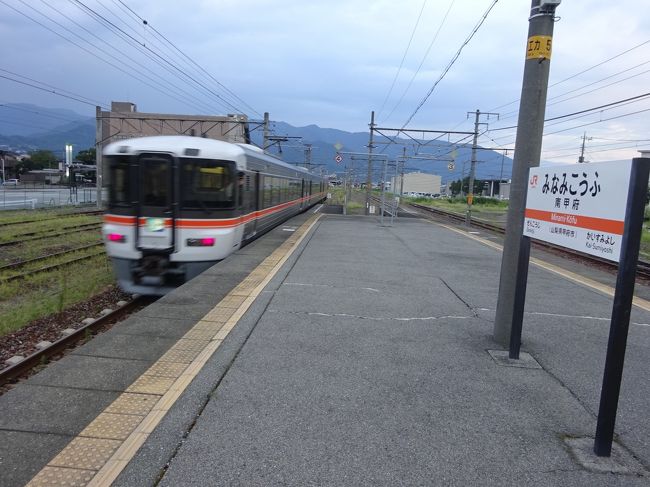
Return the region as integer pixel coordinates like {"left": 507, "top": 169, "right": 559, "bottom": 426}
{"left": 0, "top": 222, "right": 102, "bottom": 247}
{"left": 0, "top": 296, "right": 152, "bottom": 387}
{"left": 0, "top": 244, "right": 106, "bottom": 283}
{"left": 0, "top": 242, "right": 103, "bottom": 272}
{"left": 0, "top": 209, "right": 103, "bottom": 228}
{"left": 407, "top": 202, "right": 650, "bottom": 281}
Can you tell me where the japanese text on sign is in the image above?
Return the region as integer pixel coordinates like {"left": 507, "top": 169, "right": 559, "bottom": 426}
{"left": 524, "top": 161, "right": 632, "bottom": 262}
{"left": 526, "top": 35, "right": 552, "bottom": 60}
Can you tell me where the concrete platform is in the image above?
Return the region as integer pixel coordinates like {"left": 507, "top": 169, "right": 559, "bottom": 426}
{"left": 2, "top": 212, "right": 650, "bottom": 486}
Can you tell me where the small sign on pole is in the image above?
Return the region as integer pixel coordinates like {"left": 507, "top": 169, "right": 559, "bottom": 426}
{"left": 334, "top": 153, "right": 343, "bottom": 164}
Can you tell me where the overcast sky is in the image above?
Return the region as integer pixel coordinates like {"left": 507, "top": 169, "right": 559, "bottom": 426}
{"left": 1, "top": 0, "right": 648, "bottom": 164}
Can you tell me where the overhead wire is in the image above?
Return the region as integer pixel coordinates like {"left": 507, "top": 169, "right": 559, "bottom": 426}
{"left": 486, "top": 91, "right": 650, "bottom": 140}
{"left": 0, "top": 102, "right": 90, "bottom": 123}
{"left": 113, "top": 0, "right": 261, "bottom": 117}
{"left": 488, "top": 38, "right": 650, "bottom": 112}
{"left": 400, "top": 0, "right": 498, "bottom": 129}
{"left": 69, "top": 0, "right": 248, "bottom": 115}
{"left": 0, "top": 69, "right": 108, "bottom": 108}
{"left": 376, "top": 0, "right": 428, "bottom": 119}
{"left": 28, "top": 0, "right": 226, "bottom": 115}
{"left": 2, "top": 1, "right": 215, "bottom": 113}
{"left": 495, "top": 59, "right": 650, "bottom": 122}
{"left": 382, "top": 0, "right": 455, "bottom": 123}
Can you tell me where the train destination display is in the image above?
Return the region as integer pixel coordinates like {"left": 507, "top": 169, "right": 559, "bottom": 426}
{"left": 523, "top": 160, "right": 632, "bottom": 263}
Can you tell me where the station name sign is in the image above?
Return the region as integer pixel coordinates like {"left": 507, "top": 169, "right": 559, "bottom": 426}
{"left": 523, "top": 161, "right": 632, "bottom": 262}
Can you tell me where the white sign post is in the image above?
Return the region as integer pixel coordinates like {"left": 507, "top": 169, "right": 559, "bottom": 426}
{"left": 516, "top": 156, "right": 650, "bottom": 458}
{"left": 523, "top": 160, "right": 631, "bottom": 262}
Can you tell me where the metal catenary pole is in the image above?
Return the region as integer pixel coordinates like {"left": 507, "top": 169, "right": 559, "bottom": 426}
{"left": 466, "top": 110, "right": 498, "bottom": 225}
{"left": 594, "top": 156, "right": 650, "bottom": 456}
{"left": 380, "top": 157, "right": 387, "bottom": 226}
{"left": 262, "top": 112, "right": 270, "bottom": 150}
{"left": 493, "top": 0, "right": 560, "bottom": 345}
{"left": 365, "top": 111, "right": 375, "bottom": 215}
{"left": 466, "top": 110, "right": 480, "bottom": 225}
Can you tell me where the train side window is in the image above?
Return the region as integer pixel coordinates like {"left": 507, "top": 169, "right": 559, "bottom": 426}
{"left": 263, "top": 176, "right": 272, "bottom": 208}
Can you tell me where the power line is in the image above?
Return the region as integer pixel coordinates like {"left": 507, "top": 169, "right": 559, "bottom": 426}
{"left": 0, "top": 70, "right": 108, "bottom": 108}
{"left": 487, "top": 91, "right": 650, "bottom": 134}
{"left": 0, "top": 102, "right": 89, "bottom": 123}
{"left": 376, "top": 0, "right": 428, "bottom": 118}
{"left": 488, "top": 38, "right": 650, "bottom": 112}
{"left": 401, "top": 0, "right": 498, "bottom": 129}
{"left": 114, "top": 0, "right": 261, "bottom": 117}
{"left": 69, "top": 0, "right": 248, "bottom": 115}
{"left": 543, "top": 107, "right": 650, "bottom": 136}
{"left": 382, "top": 0, "right": 455, "bottom": 123}
{"left": 24, "top": 0, "right": 226, "bottom": 114}
{"left": 496, "top": 59, "right": 650, "bottom": 121}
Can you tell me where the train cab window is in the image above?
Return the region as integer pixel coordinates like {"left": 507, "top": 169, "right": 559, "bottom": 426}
{"left": 180, "top": 159, "right": 235, "bottom": 210}
{"left": 107, "top": 157, "right": 130, "bottom": 207}
{"left": 142, "top": 160, "right": 170, "bottom": 207}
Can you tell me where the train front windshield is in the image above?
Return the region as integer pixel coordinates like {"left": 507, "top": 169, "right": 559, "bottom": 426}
{"left": 180, "top": 159, "right": 235, "bottom": 210}
{"left": 107, "top": 156, "right": 235, "bottom": 210}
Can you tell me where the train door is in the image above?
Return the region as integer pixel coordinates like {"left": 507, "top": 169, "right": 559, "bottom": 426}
{"left": 242, "top": 171, "right": 258, "bottom": 241}
{"left": 300, "top": 179, "right": 305, "bottom": 210}
{"left": 135, "top": 154, "right": 176, "bottom": 253}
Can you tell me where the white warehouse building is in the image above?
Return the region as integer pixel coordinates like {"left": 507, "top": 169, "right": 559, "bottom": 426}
{"left": 391, "top": 172, "right": 441, "bottom": 196}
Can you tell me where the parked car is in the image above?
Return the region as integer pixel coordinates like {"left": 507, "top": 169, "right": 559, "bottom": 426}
{"left": 2, "top": 179, "right": 19, "bottom": 186}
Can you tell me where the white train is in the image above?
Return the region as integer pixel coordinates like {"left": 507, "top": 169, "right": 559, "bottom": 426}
{"left": 102, "top": 136, "right": 325, "bottom": 295}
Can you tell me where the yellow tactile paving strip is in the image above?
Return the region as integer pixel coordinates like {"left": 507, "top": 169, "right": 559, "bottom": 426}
{"left": 434, "top": 221, "right": 650, "bottom": 312}
{"left": 26, "top": 214, "right": 322, "bottom": 487}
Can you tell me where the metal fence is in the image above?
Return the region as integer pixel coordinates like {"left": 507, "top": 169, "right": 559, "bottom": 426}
{"left": 0, "top": 186, "right": 98, "bottom": 210}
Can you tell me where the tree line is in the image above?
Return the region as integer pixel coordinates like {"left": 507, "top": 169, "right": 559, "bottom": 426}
{"left": 14, "top": 148, "right": 95, "bottom": 175}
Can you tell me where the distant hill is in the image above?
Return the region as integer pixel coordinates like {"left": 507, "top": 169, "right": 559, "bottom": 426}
{"left": 0, "top": 103, "right": 94, "bottom": 154}
{"left": 0, "top": 103, "right": 512, "bottom": 182}
{"left": 256, "top": 121, "right": 513, "bottom": 183}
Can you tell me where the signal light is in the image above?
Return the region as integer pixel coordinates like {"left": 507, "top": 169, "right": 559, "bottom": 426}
{"left": 187, "top": 237, "right": 215, "bottom": 247}
{"left": 107, "top": 233, "right": 126, "bottom": 243}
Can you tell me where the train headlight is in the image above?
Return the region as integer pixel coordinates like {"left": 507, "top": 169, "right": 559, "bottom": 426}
{"left": 187, "top": 237, "right": 215, "bottom": 247}
{"left": 107, "top": 233, "right": 126, "bottom": 243}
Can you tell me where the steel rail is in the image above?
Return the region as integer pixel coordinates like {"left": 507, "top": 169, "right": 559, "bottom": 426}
{"left": 0, "top": 210, "right": 103, "bottom": 228}
{"left": 0, "top": 242, "right": 103, "bottom": 272}
{"left": 0, "top": 249, "right": 107, "bottom": 283}
{"left": 0, "top": 223, "right": 102, "bottom": 247}
{"left": 0, "top": 297, "right": 151, "bottom": 387}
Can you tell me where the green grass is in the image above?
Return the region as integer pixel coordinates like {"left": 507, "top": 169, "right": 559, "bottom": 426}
{"left": 0, "top": 208, "right": 114, "bottom": 337}
{"left": 0, "top": 254, "right": 115, "bottom": 336}
{"left": 0, "top": 214, "right": 101, "bottom": 243}
{"left": 0, "top": 207, "right": 97, "bottom": 226}
{"left": 0, "top": 227, "right": 102, "bottom": 266}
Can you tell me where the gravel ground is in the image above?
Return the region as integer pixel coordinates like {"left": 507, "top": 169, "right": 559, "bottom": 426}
{"left": 0, "top": 285, "right": 131, "bottom": 371}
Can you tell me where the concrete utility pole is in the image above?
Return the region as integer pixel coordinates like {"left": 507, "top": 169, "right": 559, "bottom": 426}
{"left": 465, "top": 110, "right": 498, "bottom": 224}
{"left": 263, "top": 112, "right": 270, "bottom": 150}
{"left": 95, "top": 105, "right": 103, "bottom": 209}
{"left": 0, "top": 150, "right": 5, "bottom": 184}
{"left": 365, "top": 111, "right": 375, "bottom": 215}
{"left": 494, "top": 0, "right": 560, "bottom": 344}
{"left": 578, "top": 131, "right": 591, "bottom": 163}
